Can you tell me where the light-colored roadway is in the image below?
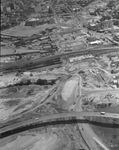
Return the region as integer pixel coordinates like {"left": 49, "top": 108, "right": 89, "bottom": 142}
{"left": 0, "top": 111, "right": 118, "bottom": 135}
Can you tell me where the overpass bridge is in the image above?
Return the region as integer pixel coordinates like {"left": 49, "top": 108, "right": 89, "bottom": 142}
{"left": 0, "top": 111, "right": 119, "bottom": 136}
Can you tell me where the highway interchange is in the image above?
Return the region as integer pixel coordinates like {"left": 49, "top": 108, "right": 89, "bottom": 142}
{"left": 1, "top": 1, "right": 119, "bottom": 148}
{"left": 0, "top": 46, "right": 119, "bottom": 150}
{"left": 1, "top": 0, "right": 119, "bottom": 149}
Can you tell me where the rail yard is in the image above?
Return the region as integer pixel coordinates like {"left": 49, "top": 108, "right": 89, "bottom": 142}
{"left": 0, "top": 0, "right": 119, "bottom": 150}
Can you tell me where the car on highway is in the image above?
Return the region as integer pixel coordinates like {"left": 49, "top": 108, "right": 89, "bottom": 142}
{"left": 100, "top": 112, "right": 105, "bottom": 115}
{"left": 114, "top": 114, "right": 119, "bottom": 117}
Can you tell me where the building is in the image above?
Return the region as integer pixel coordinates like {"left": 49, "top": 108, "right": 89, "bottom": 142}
{"left": 25, "top": 18, "right": 47, "bottom": 27}
{"left": 48, "top": 18, "right": 55, "bottom": 24}
{"left": 87, "top": 37, "right": 102, "bottom": 45}
{"left": 100, "top": 20, "right": 113, "bottom": 29}
{"left": 113, "top": 32, "right": 119, "bottom": 42}
{"left": 114, "top": 19, "right": 119, "bottom": 27}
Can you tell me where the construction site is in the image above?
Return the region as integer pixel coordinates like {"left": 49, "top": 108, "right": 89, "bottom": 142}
{"left": 0, "top": 0, "right": 119, "bottom": 150}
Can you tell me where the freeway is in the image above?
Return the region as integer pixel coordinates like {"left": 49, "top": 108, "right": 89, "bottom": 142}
{"left": 0, "top": 111, "right": 118, "bottom": 135}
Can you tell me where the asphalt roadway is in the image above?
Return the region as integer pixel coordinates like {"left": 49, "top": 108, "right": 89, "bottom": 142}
{"left": 0, "top": 111, "right": 118, "bottom": 135}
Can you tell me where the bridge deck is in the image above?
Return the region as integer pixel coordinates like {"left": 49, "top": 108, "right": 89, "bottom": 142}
{"left": 0, "top": 111, "right": 118, "bottom": 134}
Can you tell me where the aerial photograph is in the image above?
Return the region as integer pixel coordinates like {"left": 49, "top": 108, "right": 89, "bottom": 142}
{"left": 0, "top": 0, "right": 119, "bottom": 150}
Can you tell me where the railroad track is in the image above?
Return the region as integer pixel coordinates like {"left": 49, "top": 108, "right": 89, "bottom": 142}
{"left": 1, "top": 47, "right": 119, "bottom": 73}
